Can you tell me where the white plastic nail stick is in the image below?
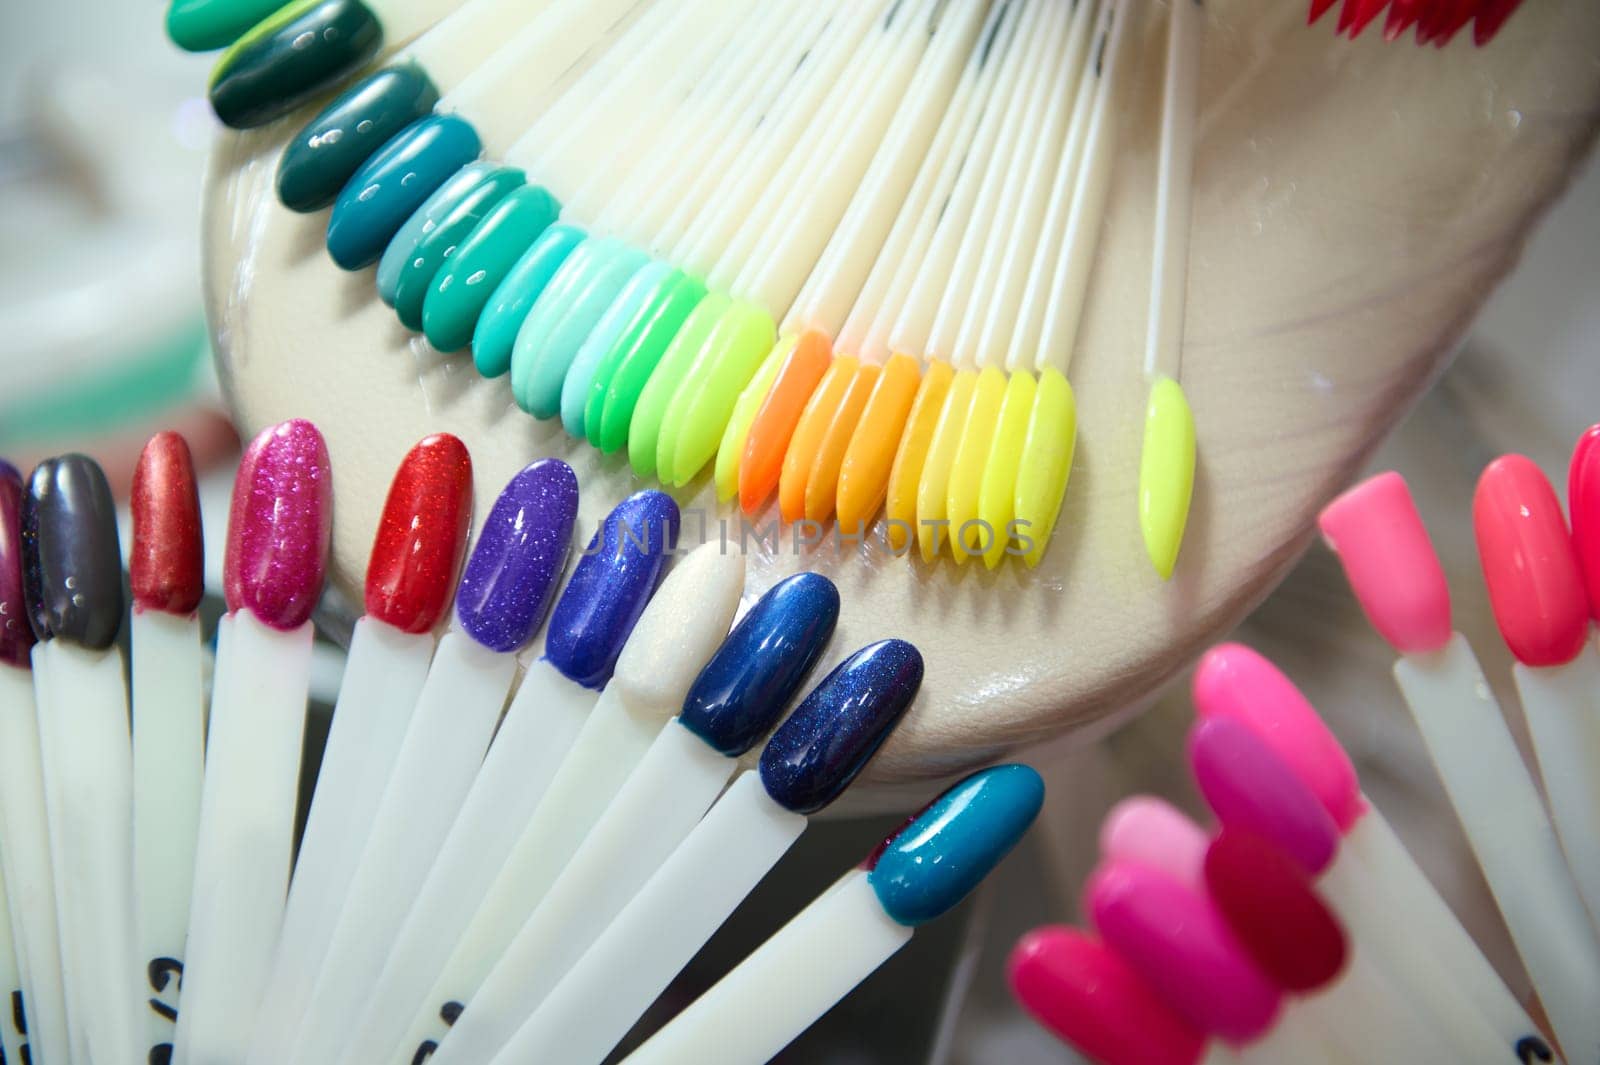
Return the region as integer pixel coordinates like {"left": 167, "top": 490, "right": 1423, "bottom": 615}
{"left": 0, "top": 866, "right": 28, "bottom": 1065}
{"left": 1143, "top": 0, "right": 1201, "bottom": 384}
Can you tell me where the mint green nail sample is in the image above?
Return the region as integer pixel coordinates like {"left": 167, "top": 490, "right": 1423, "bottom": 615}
{"left": 393, "top": 167, "right": 524, "bottom": 331}
{"left": 423, "top": 186, "right": 560, "bottom": 353}
{"left": 472, "top": 225, "right": 586, "bottom": 379}
{"left": 376, "top": 162, "right": 494, "bottom": 306}
{"left": 168, "top": 0, "right": 285, "bottom": 52}
{"left": 560, "top": 261, "right": 671, "bottom": 438}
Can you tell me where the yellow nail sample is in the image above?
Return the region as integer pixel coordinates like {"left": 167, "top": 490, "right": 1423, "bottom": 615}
{"left": 1138, "top": 374, "right": 1196, "bottom": 580}
{"left": 836, "top": 353, "right": 922, "bottom": 533}
{"left": 1013, "top": 368, "right": 1077, "bottom": 568}
{"left": 915, "top": 369, "right": 979, "bottom": 563}
{"left": 713, "top": 334, "right": 796, "bottom": 502}
{"left": 945, "top": 366, "right": 1007, "bottom": 564}
{"left": 884, "top": 361, "right": 955, "bottom": 554}
{"left": 978, "top": 370, "right": 1037, "bottom": 569}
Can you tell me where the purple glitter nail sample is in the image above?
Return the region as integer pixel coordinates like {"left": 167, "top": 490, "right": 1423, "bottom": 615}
{"left": 0, "top": 462, "right": 35, "bottom": 667}
{"left": 223, "top": 420, "right": 333, "bottom": 631}
{"left": 456, "top": 458, "right": 579, "bottom": 653}
{"left": 545, "top": 490, "right": 679, "bottom": 689}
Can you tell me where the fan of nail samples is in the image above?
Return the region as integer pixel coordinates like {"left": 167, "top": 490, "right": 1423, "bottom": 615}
{"left": 0, "top": 422, "right": 1038, "bottom": 1065}
{"left": 1308, "top": 0, "right": 1525, "bottom": 43}
{"left": 176, "top": 0, "right": 1219, "bottom": 577}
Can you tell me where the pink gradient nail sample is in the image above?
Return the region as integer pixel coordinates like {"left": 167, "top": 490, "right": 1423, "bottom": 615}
{"left": 1088, "top": 860, "right": 1282, "bottom": 1044}
{"left": 1189, "top": 717, "right": 1339, "bottom": 876}
{"left": 223, "top": 419, "right": 333, "bottom": 631}
{"left": 1318, "top": 471, "right": 1452, "bottom": 655}
{"left": 1100, "top": 797, "right": 1208, "bottom": 888}
{"left": 1008, "top": 926, "right": 1205, "bottom": 1065}
{"left": 1192, "top": 644, "right": 1366, "bottom": 834}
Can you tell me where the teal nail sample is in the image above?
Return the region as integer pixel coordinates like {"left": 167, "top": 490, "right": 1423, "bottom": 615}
{"left": 376, "top": 163, "right": 495, "bottom": 306}
{"left": 423, "top": 186, "right": 561, "bottom": 354}
{"left": 167, "top": 0, "right": 285, "bottom": 52}
{"left": 277, "top": 63, "right": 440, "bottom": 213}
{"left": 559, "top": 260, "right": 671, "bottom": 437}
{"left": 393, "top": 167, "right": 525, "bottom": 331}
{"left": 327, "top": 115, "right": 482, "bottom": 271}
{"left": 208, "top": 0, "right": 383, "bottom": 130}
{"left": 471, "top": 225, "right": 585, "bottom": 378}
{"left": 868, "top": 764, "right": 1044, "bottom": 926}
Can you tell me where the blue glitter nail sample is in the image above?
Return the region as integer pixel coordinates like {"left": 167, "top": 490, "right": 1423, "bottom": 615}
{"left": 545, "top": 490, "right": 679, "bottom": 689}
{"left": 868, "top": 764, "right": 1044, "bottom": 926}
{"left": 455, "top": 459, "right": 578, "bottom": 654}
{"left": 679, "top": 573, "right": 840, "bottom": 757}
{"left": 758, "top": 638, "right": 923, "bottom": 815}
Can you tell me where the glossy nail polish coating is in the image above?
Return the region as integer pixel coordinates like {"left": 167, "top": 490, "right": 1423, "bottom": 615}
{"left": 278, "top": 64, "right": 441, "bottom": 213}
{"left": 1568, "top": 426, "right": 1600, "bottom": 622}
{"left": 870, "top": 764, "right": 1043, "bottom": 925}
{"left": 1007, "top": 928, "right": 1205, "bottom": 1065}
{"left": 759, "top": 639, "right": 923, "bottom": 814}
{"left": 131, "top": 432, "right": 205, "bottom": 615}
{"left": 472, "top": 224, "right": 587, "bottom": 379}
{"left": 376, "top": 162, "right": 496, "bottom": 306}
{"left": 21, "top": 455, "right": 124, "bottom": 649}
{"left": 1188, "top": 717, "right": 1339, "bottom": 876}
{"left": 1204, "top": 830, "right": 1347, "bottom": 994}
{"left": 425, "top": 185, "right": 561, "bottom": 354}
{"left": 393, "top": 167, "right": 525, "bottom": 331}
{"left": 223, "top": 420, "right": 333, "bottom": 631}
{"left": 455, "top": 459, "right": 578, "bottom": 653}
{"left": 327, "top": 115, "right": 482, "bottom": 271}
{"left": 0, "top": 463, "right": 34, "bottom": 668}
{"left": 365, "top": 434, "right": 473, "bottom": 634}
{"left": 679, "top": 572, "right": 840, "bottom": 756}
{"left": 208, "top": 0, "right": 383, "bottom": 129}
{"left": 1473, "top": 454, "right": 1589, "bottom": 667}
{"left": 545, "top": 491, "right": 679, "bottom": 688}
{"left": 167, "top": 0, "right": 285, "bottom": 51}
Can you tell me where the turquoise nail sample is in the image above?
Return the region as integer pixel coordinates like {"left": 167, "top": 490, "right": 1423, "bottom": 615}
{"left": 393, "top": 167, "right": 525, "bottom": 331}
{"left": 423, "top": 185, "right": 561, "bottom": 354}
{"left": 376, "top": 162, "right": 495, "bottom": 306}
{"left": 208, "top": 0, "right": 383, "bottom": 129}
{"left": 327, "top": 115, "right": 482, "bottom": 271}
{"left": 511, "top": 242, "right": 651, "bottom": 419}
{"left": 868, "top": 764, "right": 1044, "bottom": 926}
{"left": 472, "top": 225, "right": 586, "bottom": 378}
{"left": 277, "top": 63, "right": 441, "bottom": 213}
{"left": 559, "top": 260, "right": 671, "bottom": 437}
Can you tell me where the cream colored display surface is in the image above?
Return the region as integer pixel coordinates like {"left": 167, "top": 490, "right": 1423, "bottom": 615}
{"left": 202, "top": 1, "right": 1600, "bottom": 802}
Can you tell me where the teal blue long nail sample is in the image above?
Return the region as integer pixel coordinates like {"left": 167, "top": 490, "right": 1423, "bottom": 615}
{"left": 473, "top": 224, "right": 586, "bottom": 378}
{"left": 679, "top": 572, "right": 840, "bottom": 757}
{"left": 208, "top": 0, "right": 383, "bottom": 129}
{"left": 868, "top": 764, "right": 1044, "bottom": 926}
{"left": 393, "top": 167, "right": 525, "bottom": 330}
{"left": 327, "top": 115, "right": 482, "bottom": 271}
{"left": 278, "top": 64, "right": 441, "bottom": 213}
{"left": 423, "top": 185, "right": 561, "bottom": 354}
{"left": 560, "top": 260, "right": 671, "bottom": 437}
{"left": 376, "top": 163, "right": 496, "bottom": 305}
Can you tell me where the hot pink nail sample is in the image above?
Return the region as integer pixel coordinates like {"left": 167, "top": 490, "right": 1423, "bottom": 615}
{"left": 223, "top": 419, "right": 333, "bottom": 631}
{"left": 1567, "top": 426, "right": 1600, "bottom": 623}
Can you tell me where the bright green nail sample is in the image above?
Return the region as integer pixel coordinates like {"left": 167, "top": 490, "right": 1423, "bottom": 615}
{"left": 628, "top": 292, "right": 731, "bottom": 481}
{"left": 663, "top": 301, "right": 777, "bottom": 486}
{"left": 376, "top": 162, "right": 495, "bottom": 306}
{"left": 208, "top": 0, "right": 383, "bottom": 129}
{"left": 592, "top": 273, "right": 707, "bottom": 454}
{"left": 167, "top": 0, "right": 285, "bottom": 52}
{"left": 560, "top": 261, "right": 672, "bottom": 438}
{"left": 472, "top": 224, "right": 586, "bottom": 378}
{"left": 423, "top": 186, "right": 560, "bottom": 353}
{"left": 393, "top": 167, "right": 524, "bottom": 331}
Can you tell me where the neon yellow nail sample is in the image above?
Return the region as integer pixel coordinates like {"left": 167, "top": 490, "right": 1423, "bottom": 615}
{"left": 627, "top": 292, "right": 731, "bottom": 480}
{"left": 663, "top": 300, "right": 777, "bottom": 487}
{"left": 714, "top": 334, "right": 796, "bottom": 503}
{"left": 915, "top": 370, "right": 978, "bottom": 564}
{"left": 1139, "top": 374, "right": 1196, "bottom": 580}
{"left": 945, "top": 366, "right": 1007, "bottom": 564}
{"left": 978, "top": 370, "right": 1037, "bottom": 569}
{"left": 1013, "top": 369, "right": 1077, "bottom": 568}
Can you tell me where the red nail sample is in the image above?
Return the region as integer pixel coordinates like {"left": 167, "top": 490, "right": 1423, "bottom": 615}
{"left": 1308, "top": 0, "right": 1340, "bottom": 24}
{"left": 1569, "top": 425, "right": 1600, "bottom": 623}
{"left": 364, "top": 433, "right": 473, "bottom": 634}
{"left": 131, "top": 432, "right": 205, "bottom": 616}
{"left": 1474, "top": 0, "right": 1525, "bottom": 44}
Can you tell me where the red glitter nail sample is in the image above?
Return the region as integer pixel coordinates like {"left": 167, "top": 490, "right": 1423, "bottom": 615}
{"left": 365, "top": 434, "right": 473, "bottom": 634}
{"left": 131, "top": 432, "right": 205, "bottom": 616}
{"left": 223, "top": 419, "right": 332, "bottom": 631}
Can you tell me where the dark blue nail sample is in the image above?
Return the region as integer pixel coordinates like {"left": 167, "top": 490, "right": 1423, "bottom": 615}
{"left": 0, "top": 462, "right": 33, "bottom": 668}
{"left": 867, "top": 764, "right": 1043, "bottom": 926}
{"left": 758, "top": 639, "right": 923, "bottom": 815}
{"left": 21, "top": 455, "right": 124, "bottom": 650}
{"left": 455, "top": 459, "right": 578, "bottom": 654}
{"left": 544, "top": 490, "right": 679, "bottom": 689}
{"left": 327, "top": 114, "right": 482, "bottom": 271}
{"left": 679, "top": 573, "right": 839, "bottom": 756}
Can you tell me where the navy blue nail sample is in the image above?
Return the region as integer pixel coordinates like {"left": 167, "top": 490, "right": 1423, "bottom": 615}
{"left": 868, "top": 764, "right": 1044, "bottom": 926}
{"left": 545, "top": 490, "right": 679, "bottom": 689}
{"left": 758, "top": 639, "right": 923, "bottom": 815}
{"left": 455, "top": 459, "right": 578, "bottom": 654}
{"left": 0, "top": 461, "right": 33, "bottom": 668}
{"left": 21, "top": 455, "right": 125, "bottom": 650}
{"left": 679, "top": 573, "right": 839, "bottom": 757}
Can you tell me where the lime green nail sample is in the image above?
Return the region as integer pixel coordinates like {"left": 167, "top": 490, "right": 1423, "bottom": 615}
{"left": 1138, "top": 375, "right": 1196, "bottom": 580}
{"left": 393, "top": 167, "right": 524, "bottom": 331}
{"left": 627, "top": 292, "right": 731, "bottom": 480}
{"left": 424, "top": 186, "right": 560, "bottom": 352}
{"left": 662, "top": 301, "right": 777, "bottom": 486}
{"left": 1013, "top": 368, "right": 1076, "bottom": 569}
{"left": 560, "top": 261, "right": 672, "bottom": 438}
{"left": 590, "top": 272, "right": 707, "bottom": 454}
{"left": 471, "top": 224, "right": 585, "bottom": 378}
{"left": 167, "top": 0, "right": 285, "bottom": 52}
